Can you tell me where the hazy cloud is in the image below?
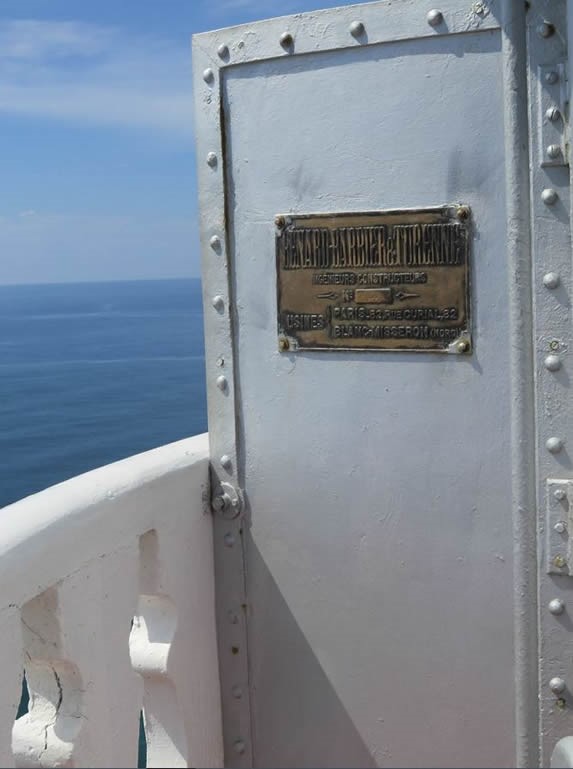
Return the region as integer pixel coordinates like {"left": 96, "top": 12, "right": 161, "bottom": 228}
{"left": 0, "top": 20, "right": 194, "bottom": 140}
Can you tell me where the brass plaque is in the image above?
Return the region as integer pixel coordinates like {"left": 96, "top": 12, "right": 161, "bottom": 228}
{"left": 276, "top": 206, "right": 471, "bottom": 353}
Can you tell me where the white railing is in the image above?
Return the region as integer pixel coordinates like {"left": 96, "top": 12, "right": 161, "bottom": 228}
{"left": 0, "top": 433, "right": 223, "bottom": 768}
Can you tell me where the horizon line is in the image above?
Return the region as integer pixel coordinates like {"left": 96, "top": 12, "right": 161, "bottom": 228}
{"left": 0, "top": 275, "right": 201, "bottom": 289}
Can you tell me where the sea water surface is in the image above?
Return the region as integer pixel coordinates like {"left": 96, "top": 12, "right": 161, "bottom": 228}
{"left": 0, "top": 278, "right": 207, "bottom": 508}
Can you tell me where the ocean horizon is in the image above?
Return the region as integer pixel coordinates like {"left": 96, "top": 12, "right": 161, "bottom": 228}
{"left": 0, "top": 277, "right": 207, "bottom": 508}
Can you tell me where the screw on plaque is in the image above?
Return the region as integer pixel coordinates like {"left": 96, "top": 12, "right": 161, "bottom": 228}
{"left": 456, "top": 206, "right": 470, "bottom": 221}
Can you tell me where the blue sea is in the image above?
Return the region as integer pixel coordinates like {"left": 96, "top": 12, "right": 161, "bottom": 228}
{"left": 0, "top": 279, "right": 207, "bottom": 509}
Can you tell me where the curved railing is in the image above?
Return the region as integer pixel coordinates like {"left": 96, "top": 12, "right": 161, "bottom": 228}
{"left": 0, "top": 433, "right": 222, "bottom": 768}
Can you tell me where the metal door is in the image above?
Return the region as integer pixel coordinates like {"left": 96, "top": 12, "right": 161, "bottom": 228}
{"left": 194, "top": 1, "right": 571, "bottom": 766}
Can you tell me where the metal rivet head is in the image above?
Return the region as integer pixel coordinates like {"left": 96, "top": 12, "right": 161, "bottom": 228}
{"left": 349, "top": 20, "right": 365, "bottom": 37}
{"left": 545, "top": 354, "right": 562, "bottom": 372}
{"left": 212, "top": 295, "right": 224, "bottom": 311}
{"left": 549, "top": 598, "right": 566, "bottom": 615}
{"left": 543, "top": 272, "right": 561, "bottom": 289}
{"left": 554, "top": 489, "right": 567, "bottom": 502}
{"left": 545, "top": 71, "right": 559, "bottom": 85}
{"left": 554, "top": 554, "right": 567, "bottom": 569}
{"left": 280, "top": 32, "right": 293, "bottom": 49}
{"left": 234, "top": 739, "right": 246, "bottom": 755}
{"left": 546, "top": 106, "right": 561, "bottom": 122}
{"left": 223, "top": 532, "right": 235, "bottom": 547}
{"left": 554, "top": 521, "right": 567, "bottom": 534}
{"left": 551, "top": 677, "right": 567, "bottom": 695}
{"left": 207, "top": 152, "right": 218, "bottom": 167}
{"left": 203, "top": 67, "right": 214, "bottom": 84}
{"left": 216, "top": 375, "right": 228, "bottom": 391}
{"left": 547, "top": 144, "right": 562, "bottom": 159}
{"left": 542, "top": 188, "right": 558, "bottom": 205}
{"left": 538, "top": 21, "right": 555, "bottom": 38}
{"left": 221, "top": 454, "right": 232, "bottom": 470}
{"left": 232, "top": 685, "right": 243, "bottom": 699}
{"left": 547, "top": 436, "right": 564, "bottom": 454}
{"left": 209, "top": 235, "right": 221, "bottom": 251}
{"left": 217, "top": 44, "right": 229, "bottom": 60}
{"left": 427, "top": 9, "right": 443, "bottom": 26}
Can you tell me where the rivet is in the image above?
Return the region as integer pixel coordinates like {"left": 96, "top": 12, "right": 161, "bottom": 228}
{"left": 203, "top": 68, "right": 214, "bottom": 84}
{"left": 217, "top": 44, "right": 229, "bottom": 60}
{"left": 545, "top": 71, "right": 559, "bottom": 85}
{"left": 543, "top": 272, "right": 560, "bottom": 289}
{"left": 547, "top": 436, "right": 564, "bottom": 454}
{"left": 212, "top": 295, "right": 225, "bottom": 311}
{"left": 224, "top": 532, "right": 235, "bottom": 547}
{"left": 210, "top": 235, "right": 222, "bottom": 251}
{"left": 542, "top": 188, "right": 558, "bottom": 205}
{"left": 221, "top": 454, "right": 232, "bottom": 470}
{"left": 427, "top": 9, "right": 443, "bottom": 26}
{"left": 550, "top": 340, "right": 561, "bottom": 351}
{"left": 232, "top": 685, "right": 243, "bottom": 699}
{"left": 538, "top": 21, "right": 555, "bottom": 38}
{"left": 280, "top": 32, "right": 293, "bottom": 49}
{"left": 456, "top": 339, "right": 469, "bottom": 354}
{"left": 349, "top": 20, "right": 365, "bottom": 37}
{"left": 545, "top": 354, "right": 562, "bottom": 371}
{"left": 554, "top": 554, "right": 567, "bottom": 569}
{"left": 547, "top": 144, "right": 561, "bottom": 160}
{"left": 554, "top": 489, "right": 567, "bottom": 502}
{"left": 207, "top": 152, "right": 218, "bottom": 167}
{"left": 456, "top": 205, "right": 470, "bottom": 221}
{"left": 234, "top": 739, "right": 246, "bottom": 755}
{"left": 546, "top": 106, "right": 561, "bottom": 122}
{"left": 551, "top": 677, "right": 567, "bottom": 695}
{"left": 554, "top": 521, "right": 567, "bottom": 534}
{"left": 278, "top": 337, "right": 290, "bottom": 352}
{"left": 549, "top": 598, "right": 566, "bottom": 615}
{"left": 216, "top": 375, "right": 228, "bottom": 391}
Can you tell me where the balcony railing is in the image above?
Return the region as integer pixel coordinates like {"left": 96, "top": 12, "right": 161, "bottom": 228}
{"left": 0, "top": 433, "right": 222, "bottom": 768}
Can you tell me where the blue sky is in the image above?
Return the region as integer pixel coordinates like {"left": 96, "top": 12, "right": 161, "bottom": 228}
{"left": 0, "top": 0, "right": 359, "bottom": 284}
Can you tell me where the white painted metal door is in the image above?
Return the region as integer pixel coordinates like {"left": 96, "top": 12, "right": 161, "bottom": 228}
{"left": 194, "top": 1, "right": 570, "bottom": 766}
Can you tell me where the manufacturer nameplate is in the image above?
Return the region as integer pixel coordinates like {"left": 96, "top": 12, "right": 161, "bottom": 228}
{"left": 276, "top": 207, "right": 471, "bottom": 353}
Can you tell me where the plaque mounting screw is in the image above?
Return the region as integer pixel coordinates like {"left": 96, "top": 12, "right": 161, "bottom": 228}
{"left": 546, "top": 436, "right": 564, "bottom": 454}
{"left": 207, "top": 152, "right": 218, "bottom": 168}
{"left": 427, "top": 9, "right": 443, "bottom": 26}
{"left": 542, "top": 188, "right": 558, "bottom": 205}
{"left": 275, "top": 215, "right": 286, "bottom": 230}
{"left": 554, "top": 554, "right": 567, "bottom": 569}
{"left": 280, "top": 32, "right": 293, "bottom": 49}
{"left": 545, "top": 354, "right": 562, "bottom": 372}
{"left": 549, "top": 598, "right": 566, "bottom": 615}
{"left": 349, "top": 20, "right": 365, "bottom": 37}
{"left": 217, "top": 44, "right": 229, "bottom": 60}
{"left": 455, "top": 339, "right": 470, "bottom": 354}
{"left": 550, "top": 677, "right": 567, "bottom": 695}
{"left": 203, "top": 68, "right": 214, "bottom": 84}
{"left": 538, "top": 20, "right": 555, "bottom": 38}
{"left": 547, "top": 144, "right": 562, "bottom": 160}
{"left": 456, "top": 205, "right": 470, "bottom": 221}
{"left": 278, "top": 337, "right": 290, "bottom": 352}
{"left": 543, "top": 272, "right": 560, "bottom": 289}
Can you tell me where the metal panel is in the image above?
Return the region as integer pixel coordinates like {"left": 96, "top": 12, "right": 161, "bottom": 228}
{"left": 194, "top": 1, "right": 543, "bottom": 766}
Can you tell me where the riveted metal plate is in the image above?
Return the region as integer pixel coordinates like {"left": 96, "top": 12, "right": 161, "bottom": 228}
{"left": 276, "top": 206, "right": 471, "bottom": 352}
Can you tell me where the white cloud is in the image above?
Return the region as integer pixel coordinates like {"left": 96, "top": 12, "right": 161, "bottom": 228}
{"left": 0, "top": 212, "right": 200, "bottom": 284}
{"left": 0, "top": 20, "right": 194, "bottom": 140}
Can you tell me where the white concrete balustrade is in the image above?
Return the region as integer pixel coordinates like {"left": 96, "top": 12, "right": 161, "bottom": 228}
{"left": 0, "top": 433, "right": 223, "bottom": 768}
